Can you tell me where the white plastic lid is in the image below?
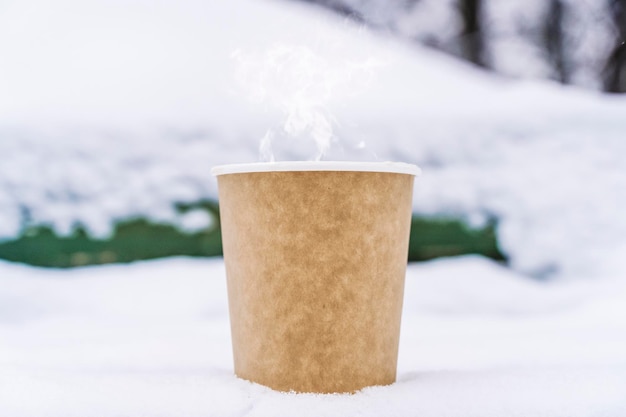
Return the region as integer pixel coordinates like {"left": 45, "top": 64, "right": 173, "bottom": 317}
{"left": 211, "top": 161, "right": 421, "bottom": 177}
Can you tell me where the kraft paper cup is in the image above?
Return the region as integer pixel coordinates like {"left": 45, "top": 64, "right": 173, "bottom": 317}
{"left": 212, "top": 161, "right": 420, "bottom": 393}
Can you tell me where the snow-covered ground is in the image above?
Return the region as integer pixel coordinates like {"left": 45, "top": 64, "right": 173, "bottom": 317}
{"left": 1, "top": 256, "right": 625, "bottom": 416}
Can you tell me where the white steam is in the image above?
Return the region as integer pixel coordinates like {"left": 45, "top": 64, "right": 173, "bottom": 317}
{"left": 232, "top": 42, "right": 383, "bottom": 161}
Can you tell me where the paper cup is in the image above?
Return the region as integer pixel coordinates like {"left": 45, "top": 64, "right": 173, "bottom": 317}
{"left": 212, "top": 161, "right": 420, "bottom": 393}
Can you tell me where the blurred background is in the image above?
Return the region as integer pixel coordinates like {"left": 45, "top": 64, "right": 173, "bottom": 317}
{"left": 301, "top": 0, "right": 626, "bottom": 92}
{"left": 2, "top": 2, "right": 626, "bottom": 414}
{"left": 0, "top": 0, "right": 625, "bottom": 280}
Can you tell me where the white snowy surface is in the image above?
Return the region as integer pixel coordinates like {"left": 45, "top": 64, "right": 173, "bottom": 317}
{"left": 1, "top": 0, "right": 626, "bottom": 278}
{"left": 1, "top": 256, "right": 625, "bottom": 416}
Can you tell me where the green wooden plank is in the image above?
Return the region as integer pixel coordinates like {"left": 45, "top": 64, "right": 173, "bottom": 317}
{"left": 408, "top": 217, "right": 505, "bottom": 261}
{"left": 0, "top": 201, "right": 505, "bottom": 268}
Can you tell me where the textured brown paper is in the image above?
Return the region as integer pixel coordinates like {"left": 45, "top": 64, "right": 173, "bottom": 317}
{"left": 217, "top": 170, "right": 414, "bottom": 393}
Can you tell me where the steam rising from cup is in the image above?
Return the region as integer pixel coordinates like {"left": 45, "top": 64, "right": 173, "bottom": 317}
{"left": 232, "top": 42, "right": 383, "bottom": 161}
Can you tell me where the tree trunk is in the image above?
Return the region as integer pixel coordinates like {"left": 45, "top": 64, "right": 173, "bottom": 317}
{"left": 605, "top": 0, "right": 626, "bottom": 92}
{"left": 458, "top": 0, "right": 484, "bottom": 67}
{"left": 545, "top": 0, "right": 568, "bottom": 83}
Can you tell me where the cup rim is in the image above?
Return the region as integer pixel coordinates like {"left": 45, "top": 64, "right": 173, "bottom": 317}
{"left": 211, "top": 161, "right": 421, "bottom": 177}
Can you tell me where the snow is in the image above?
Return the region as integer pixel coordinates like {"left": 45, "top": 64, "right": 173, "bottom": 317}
{"left": 481, "top": 0, "right": 616, "bottom": 89}
{"left": 297, "top": 0, "right": 619, "bottom": 90}
{"left": 482, "top": 0, "right": 553, "bottom": 79}
{"left": 559, "top": 0, "right": 616, "bottom": 89}
{"left": 176, "top": 209, "right": 216, "bottom": 234}
{"left": 1, "top": 256, "right": 625, "bottom": 416}
{"left": 1, "top": 0, "right": 626, "bottom": 279}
